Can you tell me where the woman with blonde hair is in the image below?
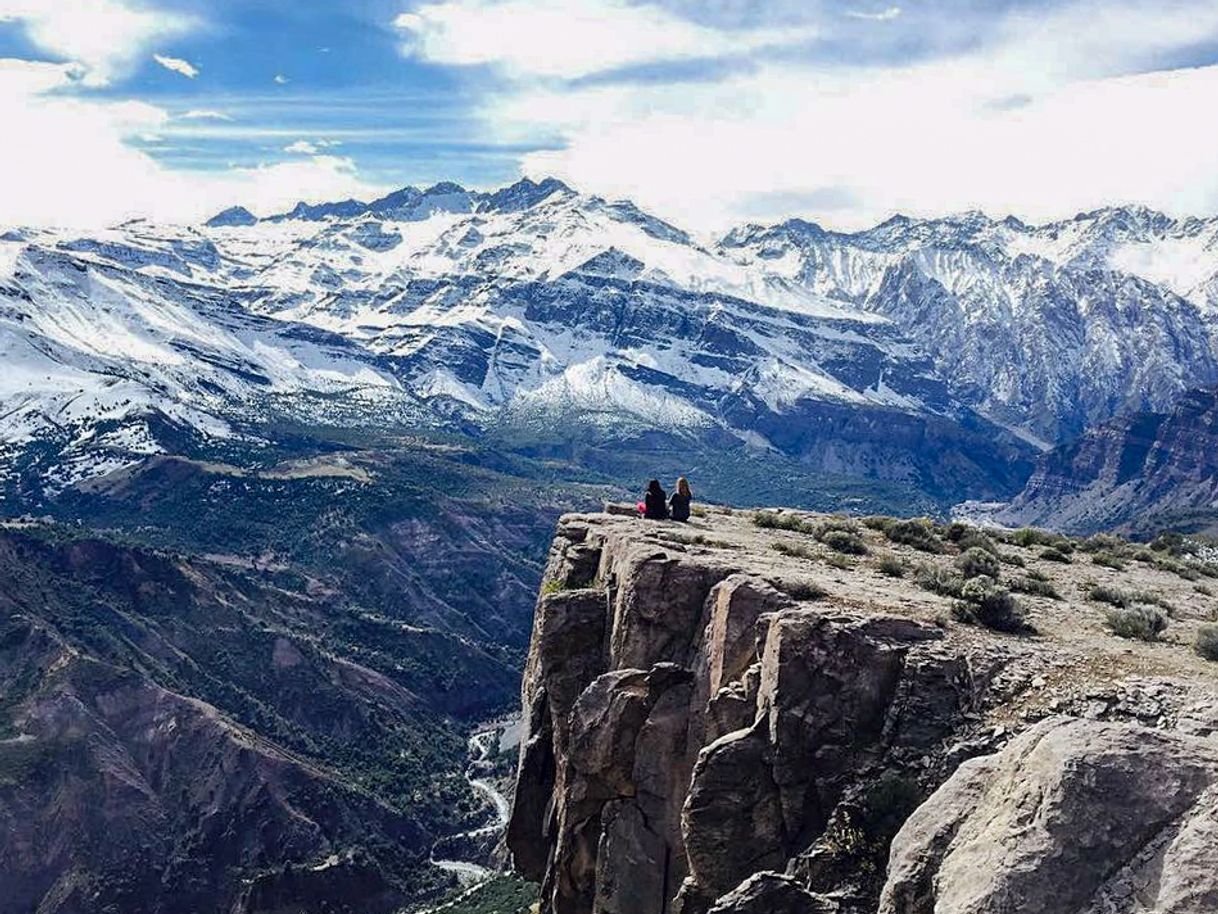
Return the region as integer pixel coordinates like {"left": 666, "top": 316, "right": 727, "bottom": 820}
{"left": 669, "top": 476, "right": 693, "bottom": 522}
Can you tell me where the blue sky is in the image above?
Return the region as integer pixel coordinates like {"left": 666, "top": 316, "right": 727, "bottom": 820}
{"left": 2, "top": 0, "right": 1218, "bottom": 229}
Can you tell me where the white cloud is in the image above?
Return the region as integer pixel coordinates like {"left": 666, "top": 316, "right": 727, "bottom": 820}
{"left": 394, "top": 0, "right": 816, "bottom": 79}
{"left": 273, "top": 73, "right": 289, "bottom": 84}
{"left": 153, "top": 53, "right": 198, "bottom": 78}
{"left": 179, "top": 109, "right": 232, "bottom": 121}
{"left": 0, "top": 60, "right": 384, "bottom": 228}
{"left": 845, "top": 6, "right": 901, "bottom": 21}
{"left": 469, "top": 0, "right": 1218, "bottom": 229}
{"left": 284, "top": 140, "right": 320, "bottom": 154}
{"left": 0, "top": 0, "right": 197, "bottom": 85}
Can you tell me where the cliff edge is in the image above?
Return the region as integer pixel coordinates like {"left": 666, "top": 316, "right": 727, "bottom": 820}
{"left": 507, "top": 508, "right": 1218, "bottom": 914}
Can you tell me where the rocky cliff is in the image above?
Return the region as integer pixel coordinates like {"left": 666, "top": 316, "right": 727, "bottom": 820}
{"left": 508, "top": 509, "right": 1218, "bottom": 913}
{"left": 988, "top": 385, "right": 1218, "bottom": 536}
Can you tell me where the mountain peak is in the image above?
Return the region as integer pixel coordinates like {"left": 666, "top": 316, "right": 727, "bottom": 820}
{"left": 205, "top": 205, "right": 258, "bottom": 228}
{"left": 480, "top": 176, "right": 574, "bottom": 213}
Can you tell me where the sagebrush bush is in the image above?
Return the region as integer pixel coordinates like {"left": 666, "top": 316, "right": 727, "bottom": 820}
{"left": 953, "top": 579, "right": 1027, "bottom": 633}
{"left": 1091, "top": 552, "right": 1127, "bottom": 571}
{"left": 884, "top": 519, "right": 944, "bottom": 553}
{"left": 1195, "top": 625, "right": 1218, "bottom": 661}
{"left": 877, "top": 554, "right": 906, "bottom": 577}
{"left": 824, "top": 552, "right": 855, "bottom": 570}
{"left": 957, "top": 531, "right": 999, "bottom": 555}
{"left": 773, "top": 578, "right": 828, "bottom": 601}
{"left": 1000, "top": 551, "right": 1026, "bottom": 567}
{"left": 1010, "top": 575, "right": 1060, "bottom": 600}
{"left": 1104, "top": 605, "right": 1167, "bottom": 641}
{"left": 861, "top": 515, "right": 896, "bottom": 532}
{"left": 772, "top": 541, "right": 816, "bottom": 560}
{"left": 1040, "top": 547, "right": 1071, "bottom": 563}
{"left": 956, "top": 546, "right": 1000, "bottom": 580}
{"left": 754, "top": 511, "right": 812, "bottom": 533}
{"left": 819, "top": 528, "right": 868, "bottom": 555}
{"left": 1088, "top": 584, "right": 1132, "bottom": 607}
{"left": 914, "top": 563, "right": 964, "bottom": 598}
{"left": 1080, "top": 533, "right": 1127, "bottom": 554}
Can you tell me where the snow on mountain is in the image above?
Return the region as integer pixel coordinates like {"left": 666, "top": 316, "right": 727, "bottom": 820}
{"left": 719, "top": 207, "right": 1218, "bottom": 443}
{"left": 9, "top": 178, "right": 1218, "bottom": 504}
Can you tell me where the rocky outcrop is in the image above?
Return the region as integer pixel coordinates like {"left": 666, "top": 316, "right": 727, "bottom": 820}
{"left": 987, "top": 385, "right": 1218, "bottom": 535}
{"left": 880, "top": 717, "right": 1218, "bottom": 913}
{"left": 509, "top": 511, "right": 1218, "bottom": 914}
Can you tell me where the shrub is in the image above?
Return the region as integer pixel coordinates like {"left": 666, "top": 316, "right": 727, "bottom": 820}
{"left": 1196, "top": 584, "right": 1214, "bottom": 597}
{"left": 953, "top": 580, "right": 1027, "bottom": 632}
{"left": 1133, "top": 548, "right": 1157, "bottom": 564}
{"left": 1040, "top": 547, "right": 1071, "bottom": 563}
{"left": 1080, "top": 533, "right": 1127, "bottom": 554}
{"left": 999, "top": 551, "right": 1026, "bottom": 567}
{"left": 943, "top": 521, "right": 968, "bottom": 542}
{"left": 956, "top": 547, "right": 1000, "bottom": 580}
{"left": 861, "top": 515, "right": 896, "bottom": 533}
{"left": 1012, "top": 527, "right": 1053, "bottom": 548}
{"left": 914, "top": 563, "right": 964, "bottom": 598}
{"left": 824, "top": 553, "right": 855, "bottom": 570}
{"left": 1091, "top": 552, "right": 1127, "bottom": 571}
{"left": 884, "top": 519, "right": 944, "bottom": 553}
{"left": 772, "top": 541, "right": 816, "bottom": 560}
{"left": 1088, "top": 584, "right": 1131, "bottom": 607}
{"left": 1195, "top": 625, "right": 1218, "bottom": 661}
{"left": 1010, "top": 575, "right": 1060, "bottom": 600}
{"left": 1150, "top": 531, "right": 1193, "bottom": 556}
{"left": 819, "top": 529, "right": 868, "bottom": 555}
{"left": 1026, "top": 568, "right": 1050, "bottom": 582}
{"left": 773, "top": 579, "right": 828, "bottom": 601}
{"left": 877, "top": 554, "right": 906, "bottom": 577}
{"left": 754, "top": 511, "right": 812, "bottom": 533}
{"left": 957, "top": 531, "right": 999, "bottom": 555}
{"left": 1104, "top": 605, "right": 1168, "bottom": 641}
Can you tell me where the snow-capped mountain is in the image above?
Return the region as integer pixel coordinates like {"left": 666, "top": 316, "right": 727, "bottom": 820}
{"left": 720, "top": 206, "right": 1218, "bottom": 445}
{"left": 4, "top": 179, "right": 1218, "bottom": 506}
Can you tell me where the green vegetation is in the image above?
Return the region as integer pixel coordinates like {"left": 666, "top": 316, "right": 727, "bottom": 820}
{"left": 880, "top": 518, "right": 944, "bottom": 553}
{"left": 877, "top": 554, "right": 906, "bottom": 577}
{"left": 818, "top": 528, "right": 868, "bottom": 556}
{"left": 772, "top": 541, "right": 816, "bottom": 560}
{"left": 773, "top": 579, "right": 828, "bottom": 601}
{"left": 1039, "top": 547, "right": 1071, "bottom": 563}
{"left": 956, "top": 547, "right": 1000, "bottom": 580}
{"left": 753, "top": 511, "right": 814, "bottom": 533}
{"left": 914, "top": 563, "right": 965, "bottom": 599}
{"left": 1104, "top": 605, "right": 1168, "bottom": 641}
{"left": 952, "top": 579, "right": 1027, "bottom": 633}
{"left": 1088, "top": 584, "right": 1132, "bottom": 607}
{"left": 1091, "top": 552, "right": 1127, "bottom": 571}
{"left": 1009, "top": 575, "right": 1060, "bottom": 600}
{"left": 415, "top": 875, "right": 539, "bottom": 914}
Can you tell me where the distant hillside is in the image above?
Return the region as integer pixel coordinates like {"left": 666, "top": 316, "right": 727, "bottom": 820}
{"left": 988, "top": 386, "right": 1218, "bottom": 536}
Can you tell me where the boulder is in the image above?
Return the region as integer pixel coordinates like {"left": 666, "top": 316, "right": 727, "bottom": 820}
{"left": 879, "top": 717, "right": 1218, "bottom": 914}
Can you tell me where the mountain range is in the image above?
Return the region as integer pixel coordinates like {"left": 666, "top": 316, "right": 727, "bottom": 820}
{"left": 5, "top": 178, "right": 1218, "bottom": 514}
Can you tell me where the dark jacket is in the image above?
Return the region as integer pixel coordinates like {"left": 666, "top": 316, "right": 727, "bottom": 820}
{"left": 669, "top": 492, "right": 691, "bottom": 522}
{"left": 644, "top": 487, "right": 669, "bottom": 520}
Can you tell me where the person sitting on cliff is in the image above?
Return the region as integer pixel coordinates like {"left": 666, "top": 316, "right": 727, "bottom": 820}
{"left": 669, "top": 476, "right": 693, "bottom": 522}
{"left": 641, "top": 479, "right": 669, "bottom": 520}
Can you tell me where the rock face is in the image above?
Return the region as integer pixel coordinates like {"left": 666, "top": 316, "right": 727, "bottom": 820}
{"left": 989, "top": 385, "right": 1218, "bottom": 535}
{"left": 509, "top": 511, "right": 1218, "bottom": 914}
{"left": 880, "top": 717, "right": 1218, "bottom": 914}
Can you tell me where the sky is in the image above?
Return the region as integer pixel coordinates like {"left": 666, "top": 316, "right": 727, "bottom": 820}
{"left": 2, "top": 0, "right": 1218, "bottom": 231}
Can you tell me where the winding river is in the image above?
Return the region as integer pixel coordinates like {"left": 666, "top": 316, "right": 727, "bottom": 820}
{"left": 427, "top": 720, "right": 519, "bottom": 891}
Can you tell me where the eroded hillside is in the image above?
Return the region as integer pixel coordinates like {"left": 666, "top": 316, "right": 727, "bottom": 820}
{"left": 508, "top": 507, "right": 1218, "bottom": 914}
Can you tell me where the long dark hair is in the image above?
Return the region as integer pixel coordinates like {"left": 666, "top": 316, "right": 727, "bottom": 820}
{"left": 647, "top": 479, "right": 663, "bottom": 496}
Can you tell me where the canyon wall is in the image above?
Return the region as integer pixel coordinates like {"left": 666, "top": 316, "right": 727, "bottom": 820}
{"left": 508, "top": 510, "right": 1218, "bottom": 914}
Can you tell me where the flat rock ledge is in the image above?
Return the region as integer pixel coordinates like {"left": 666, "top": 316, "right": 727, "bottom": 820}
{"left": 507, "top": 511, "right": 1218, "bottom": 914}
